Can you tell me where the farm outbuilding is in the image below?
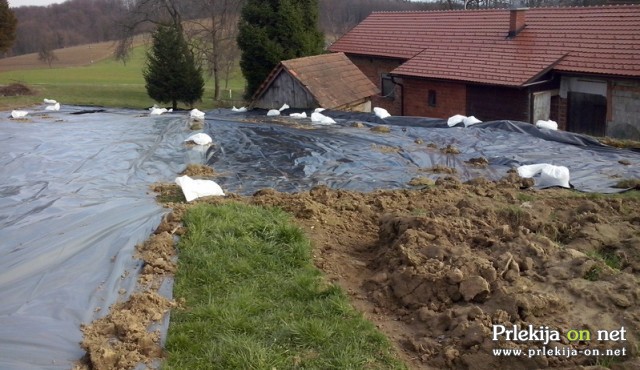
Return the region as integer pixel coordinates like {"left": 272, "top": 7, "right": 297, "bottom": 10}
{"left": 329, "top": 5, "right": 640, "bottom": 139}
{"left": 251, "top": 52, "right": 379, "bottom": 112}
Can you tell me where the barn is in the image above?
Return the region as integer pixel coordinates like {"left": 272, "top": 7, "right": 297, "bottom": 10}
{"left": 251, "top": 52, "right": 379, "bottom": 112}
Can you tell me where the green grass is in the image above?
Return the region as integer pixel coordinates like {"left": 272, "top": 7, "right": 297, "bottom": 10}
{"left": 498, "top": 205, "right": 527, "bottom": 228}
{"left": 587, "top": 249, "right": 623, "bottom": 271}
{"left": 164, "top": 203, "right": 405, "bottom": 370}
{"left": 584, "top": 265, "right": 602, "bottom": 281}
{"left": 517, "top": 192, "right": 535, "bottom": 202}
{"left": 0, "top": 46, "right": 246, "bottom": 110}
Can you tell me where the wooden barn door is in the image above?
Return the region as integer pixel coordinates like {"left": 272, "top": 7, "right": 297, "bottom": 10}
{"left": 567, "top": 92, "right": 607, "bottom": 137}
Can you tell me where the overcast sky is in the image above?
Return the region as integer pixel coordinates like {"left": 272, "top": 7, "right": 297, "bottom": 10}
{"left": 9, "top": 0, "right": 66, "bottom": 7}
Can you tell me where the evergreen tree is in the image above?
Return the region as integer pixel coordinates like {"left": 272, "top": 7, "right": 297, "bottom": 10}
{"left": 0, "top": 0, "right": 17, "bottom": 54}
{"left": 237, "top": 0, "right": 324, "bottom": 99}
{"left": 144, "top": 24, "right": 204, "bottom": 110}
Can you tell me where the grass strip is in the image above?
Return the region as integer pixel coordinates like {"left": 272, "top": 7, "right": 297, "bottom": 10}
{"left": 164, "top": 203, "right": 405, "bottom": 370}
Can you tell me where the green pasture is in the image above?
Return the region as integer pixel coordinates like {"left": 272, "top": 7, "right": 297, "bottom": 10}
{"left": 0, "top": 46, "right": 246, "bottom": 110}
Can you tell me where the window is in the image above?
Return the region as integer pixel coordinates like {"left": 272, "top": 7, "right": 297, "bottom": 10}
{"left": 380, "top": 73, "right": 395, "bottom": 98}
{"left": 428, "top": 89, "right": 437, "bottom": 107}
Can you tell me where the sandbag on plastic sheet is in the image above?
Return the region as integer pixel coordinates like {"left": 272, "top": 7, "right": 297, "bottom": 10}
{"left": 202, "top": 110, "right": 640, "bottom": 194}
{"left": 374, "top": 107, "right": 391, "bottom": 119}
{"left": 518, "top": 163, "right": 571, "bottom": 188}
{"left": 463, "top": 116, "right": 482, "bottom": 127}
{"left": 303, "top": 110, "right": 608, "bottom": 148}
{"left": 536, "top": 119, "right": 558, "bottom": 130}
{"left": 190, "top": 108, "right": 206, "bottom": 121}
{"left": 175, "top": 175, "right": 225, "bottom": 201}
{"left": 185, "top": 132, "right": 213, "bottom": 145}
{"left": 311, "top": 112, "right": 336, "bottom": 125}
{"left": 0, "top": 108, "right": 190, "bottom": 369}
{"left": 11, "top": 110, "right": 28, "bottom": 118}
{"left": 447, "top": 114, "right": 466, "bottom": 127}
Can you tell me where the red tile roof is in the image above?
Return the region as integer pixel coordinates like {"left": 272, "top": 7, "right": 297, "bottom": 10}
{"left": 328, "top": 5, "right": 640, "bottom": 86}
{"left": 253, "top": 53, "right": 379, "bottom": 109}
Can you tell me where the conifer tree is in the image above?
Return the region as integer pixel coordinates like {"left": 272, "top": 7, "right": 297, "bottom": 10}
{"left": 144, "top": 24, "right": 204, "bottom": 110}
{"left": 0, "top": 0, "right": 17, "bottom": 54}
{"left": 237, "top": 0, "right": 324, "bottom": 99}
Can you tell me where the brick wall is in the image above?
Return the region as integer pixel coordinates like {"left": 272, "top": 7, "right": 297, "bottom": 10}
{"left": 346, "top": 54, "right": 404, "bottom": 115}
{"left": 467, "top": 85, "right": 530, "bottom": 122}
{"left": 402, "top": 78, "right": 467, "bottom": 118}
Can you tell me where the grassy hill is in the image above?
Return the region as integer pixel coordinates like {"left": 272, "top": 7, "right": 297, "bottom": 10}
{"left": 0, "top": 40, "right": 246, "bottom": 110}
{"left": 0, "top": 40, "right": 128, "bottom": 73}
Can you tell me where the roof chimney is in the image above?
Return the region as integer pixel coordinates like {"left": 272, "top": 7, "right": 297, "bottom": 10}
{"left": 508, "top": 5, "right": 528, "bottom": 38}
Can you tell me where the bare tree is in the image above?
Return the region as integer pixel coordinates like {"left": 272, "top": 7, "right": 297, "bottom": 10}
{"left": 37, "top": 44, "right": 58, "bottom": 68}
{"left": 184, "top": 0, "right": 244, "bottom": 101}
{"left": 114, "top": 0, "right": 186, "bottom": 64}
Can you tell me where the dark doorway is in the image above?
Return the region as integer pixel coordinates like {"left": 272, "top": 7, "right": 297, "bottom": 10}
{"left": 567, "top": 92, "right": 607, "bottom": 137}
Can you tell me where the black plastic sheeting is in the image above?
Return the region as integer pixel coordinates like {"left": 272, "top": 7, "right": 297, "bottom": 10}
{"left": 0, "top": 107, "right": 200, "bottom": 369}
{"left": 205, "top": 109, "right": 640, "bottom": 194}
{"left": 0, "top": 106, "right": 638, "bottom": 369}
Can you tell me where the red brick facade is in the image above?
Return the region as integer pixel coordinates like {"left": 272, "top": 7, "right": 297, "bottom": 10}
{"left": 467, "top": 85, "right": 530, "bottom": 122}
{"left": 346, "top": 55, "right": 404, "bottom": 115}
{"left": 402, "top": 78, "right": 467, "bottom": 118}
{"left": 345, "top": 54, "right": 636, "bottom": 137}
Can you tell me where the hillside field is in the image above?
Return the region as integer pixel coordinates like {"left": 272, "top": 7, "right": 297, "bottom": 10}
{"left": 0, "top": 40, "right": 245, "bottom": 110}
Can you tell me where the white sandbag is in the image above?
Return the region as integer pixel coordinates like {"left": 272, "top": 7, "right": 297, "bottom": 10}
{"left": 447, "top": 114, "right": 466, "bottom": 127}
{"left": 150, "top": 107, "right": 167, "bottom": 115}
{"left": 517, "top": 164, "right": 550, "bottom": 178}
{"left": 190, "top": 108, "right": 205, "bottom": 120}
{"left": 267, "top": 109, "right": 280, "bottom": 116}
{"left": 184, "top": 133, "right": 212, "bottom": 145}
{"left": 463, "top": 116, "right": 482, "bottom": 127}
{"left": 517, "top": 163, "right": 570, "bottom": 188}
{"left": 535, "top": 120, "right": 558, "bottom": 130}
{"left": 374, "top": 107, "right": 391, "bottom": 119}
{"left": 11, "top": 110, "right": 29, "bottom": 118}
{"left": 175, "top": 175, "right": 224, "bottom": 202}
{"left": 232, "top": 106, "right": 248, "bottom": 113}
{"left": 289, "top": 112, "right": 307, "bottom": 119}
{"left": 311, "top": 112, "right": 336, "bottom": 125}
{"left": 314, "top": 107, "right": 326, "bottom": 113}
{"left": 45, "top": 102, "right": 60, "bottom": 111}
{"left": 279, "top": 103, "right": 290, "bottom": 112}
{"left": 43, "top": 98, "right": 57, "bottom": 104}
{"left": 540, "top": 165, "right": 570, "bottom": 188}
{"left": 319, "top": 115, "right": 336, "bottom": 125}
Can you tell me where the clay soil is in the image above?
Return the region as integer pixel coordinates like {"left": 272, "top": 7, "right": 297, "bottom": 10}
{"left": 78, "top": 173, "right": 640, "bottom": 370}
{"left": 198, "top": 175, "right": 640, "bottom": 370}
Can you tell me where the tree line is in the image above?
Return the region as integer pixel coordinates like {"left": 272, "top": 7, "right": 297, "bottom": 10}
{"left": 2, "top": 0, "right": 632, "bottom": 107}
{"left": 8, "top": 0, "right": 129, "bottom": 56}
{"left": 5, "top": 0, "right": 632, "bottom": 58}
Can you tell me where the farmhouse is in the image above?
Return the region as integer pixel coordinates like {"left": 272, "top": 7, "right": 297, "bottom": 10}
{"left": 329, "top": 5, "right": 640, "bottom": 139}
{"left": 251, "top": 52, "right": 379, "bottom": 112}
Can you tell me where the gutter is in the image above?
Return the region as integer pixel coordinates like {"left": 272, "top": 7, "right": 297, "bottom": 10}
{"left": 390, "top": 75, "right": 404, "bottom": 116}
{"left": 521, "top": 78, "right": 555, "bottom": 88}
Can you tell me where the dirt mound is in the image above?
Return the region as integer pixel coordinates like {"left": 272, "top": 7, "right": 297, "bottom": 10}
{"left": 94, "top": 174, "right": 640, "bottom": 369}
{"left": 74, "top": 214, "right": 184, "bottom": 370}
{"left": 196, "top": 176, "right": 640, "bottom": 369}
{"left": 0, "top": 83, "right": 35, "bottom": 96}
{"left": 179, "top": 163, "right": 216, "bottom": 177}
